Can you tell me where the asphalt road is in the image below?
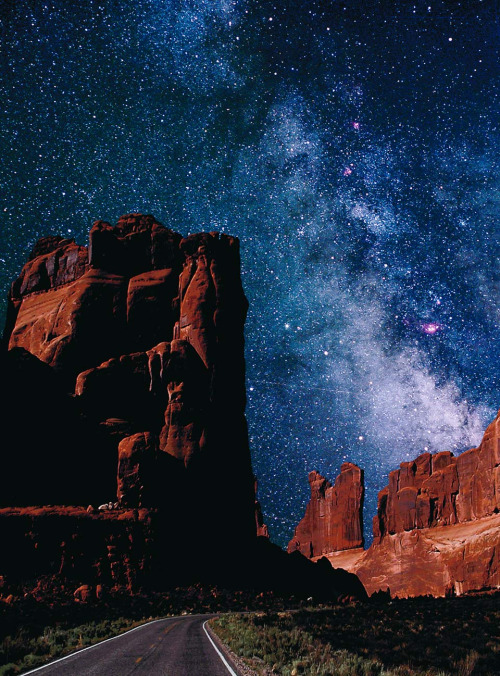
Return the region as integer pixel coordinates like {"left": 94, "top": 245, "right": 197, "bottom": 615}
{"left": 22, "top": 614, "right": 240, "bottom": 676}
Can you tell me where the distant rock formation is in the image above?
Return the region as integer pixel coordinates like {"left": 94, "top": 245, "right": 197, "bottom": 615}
{"left": 354, "top": 411, "right": 500, "bottom": 597}
{"left": 291, "top": 414, "right": 500, "bottom": 597}
{"left": 373, "top": 413, "right": 500, "bottom": 538}
{"left": 355, "top": 512, "right": 500, "bottom": 598}
{"left": 288, "top": 464, "right": 364, "bottom": 557}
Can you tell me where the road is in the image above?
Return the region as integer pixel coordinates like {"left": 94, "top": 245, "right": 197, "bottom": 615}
{"left": 22, "top": 614, "right": 241, "bottom": 676}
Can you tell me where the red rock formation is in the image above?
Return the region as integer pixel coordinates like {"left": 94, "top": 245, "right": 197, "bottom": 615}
{"left": 1, "top": 214, "right": 258, "bottom": 558}
{"left": 287, "top": 463, "right": 364, "bottom": 557}
{"left": 5, "top": 215, "right": 184, "bottom": 382}
{"left": 1, "top": 215, "right": 373, "bottom": 600}
{"left": 313, "top": 412, "right": 500, "bottom": 597}
{"left": 0, "top": 506, "right": 367, "bottom": 602}
{"left": 354, "top": 514, "right": 500, "bottom": 597}
{"left": 353, "top": 413, "right": 500, "bottom": 597}
{"left": 373, "top": 413, "right": 500, "bottom": 542}
{"left": 117, "top": 432, "right": 159, "bottom": 507}
{"left": 0, "top": 507, "right": 158, "bottom": 595}
{"left": 288, "top": 411, "right": 500, "bottom": 598}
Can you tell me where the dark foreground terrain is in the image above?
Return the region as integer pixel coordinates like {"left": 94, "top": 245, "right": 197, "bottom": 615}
{"left": 211, "top": 591, "right": 500, "bottom": 676}
{"left": 0, "top": 584, "right": 284, "bottom": 675}
{"left": 1, "top": 586, "right": 499, "bottom": 675}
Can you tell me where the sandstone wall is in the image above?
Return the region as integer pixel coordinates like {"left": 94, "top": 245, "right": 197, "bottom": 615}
{"left": 287, "top": 463, "right": 364, "bottom": 557}
{"left": 1, "top": 214, "right": 257, "bottom": 560}
{"left": 288, "top": 412, "right": 500, "bottom": 597}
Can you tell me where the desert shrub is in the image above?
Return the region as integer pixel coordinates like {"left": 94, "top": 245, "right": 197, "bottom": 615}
{"left": 211, "top": 597, "right": 500, "bottom": 676}
{"left": 454, "top": 650, "right": 479, "bottom": 676}
{"left": 0, "top": 664, "right": 17, "bottom": 676}
{"left": 0, "top": 615, "right": 142, "bottom": 674}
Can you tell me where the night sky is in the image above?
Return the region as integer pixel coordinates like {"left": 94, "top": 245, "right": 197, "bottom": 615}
{"left": 1, "top": 1, "right": 499, "bottom": 547}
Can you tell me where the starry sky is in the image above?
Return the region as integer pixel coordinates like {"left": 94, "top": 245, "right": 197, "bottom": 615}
{"left": 1, "top": 1, "right": 499, "bottom": 547}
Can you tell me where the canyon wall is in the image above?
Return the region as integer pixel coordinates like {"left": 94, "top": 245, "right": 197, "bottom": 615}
{"left": 291, "top": 413, "right": 500, "bottom": 596}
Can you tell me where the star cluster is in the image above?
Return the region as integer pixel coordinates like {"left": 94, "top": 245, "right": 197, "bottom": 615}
{"left": 1, "top": 1, "right": 499, "bottom": 546}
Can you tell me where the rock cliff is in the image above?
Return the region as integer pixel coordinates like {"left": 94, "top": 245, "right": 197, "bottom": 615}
{"left": 1, "top": 214, "right": 366, "bottom": 602}
{"left": 291, "top": 413, "right": 500, "bottom": 597}
{"left": 2, "top": 214, "right": 255, "bottom": 560}
{"left": 354, "top": 410, "right": 500, "bottom": 597}
{"left": 287, "top": 464, "right": 364, "bottom": 557}
{"left": 0, "top": 507, "right": 159, "bottom": 596}
{"left": 372, "top": 412, "right": 500, "bottom": 539}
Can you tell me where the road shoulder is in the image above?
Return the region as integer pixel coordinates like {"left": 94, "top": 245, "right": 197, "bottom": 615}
{"left": 204, "top": 619, "right": 257, "bottom": 676}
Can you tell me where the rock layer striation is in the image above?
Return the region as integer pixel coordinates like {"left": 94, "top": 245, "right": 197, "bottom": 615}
{"left": 291, "top": 412, "right": 500, "bottom": 597}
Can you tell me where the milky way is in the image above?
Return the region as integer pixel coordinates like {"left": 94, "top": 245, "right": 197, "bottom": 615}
{"left": 1, "top": 1, "right": 499, "bottom": 546}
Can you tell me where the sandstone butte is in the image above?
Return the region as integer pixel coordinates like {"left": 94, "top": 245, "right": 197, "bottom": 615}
{"left": 3, "top": 214, "right": 256, "bottom": 538}
{"left": 289, "top": 412, "right": 500, "bottom": 597}
{"left": 288, "top": 463, "right": 364, "bottom": 558}
{"left": 0, "top": 214, "right": 366, "bottom": 602}
{"left": 1, "top": 214, "right": 257, "bottom": 576}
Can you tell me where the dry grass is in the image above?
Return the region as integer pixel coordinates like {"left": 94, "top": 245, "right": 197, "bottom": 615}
{"left": 211, "top": 592, "right": 500, "bottom": 675}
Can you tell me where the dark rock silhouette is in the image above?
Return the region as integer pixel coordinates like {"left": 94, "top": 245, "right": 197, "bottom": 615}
{"left": 254, "top": 478, "right": 269, "bottom": 538}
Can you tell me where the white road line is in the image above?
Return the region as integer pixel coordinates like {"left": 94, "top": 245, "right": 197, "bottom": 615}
{"left": 20, "top": 615, "right": 207, "bottom": 675}
{"left": 203, "top": 620, "right": 238, "bottom": 676}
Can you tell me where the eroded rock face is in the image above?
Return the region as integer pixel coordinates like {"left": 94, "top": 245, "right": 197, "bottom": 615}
{"left": 355, "top": 416, "right": 500, "bottom": 597}
{"left": 117, "top": 432, "right": 159, "bottom": 507}
{"left": 287, "top": 463, "right": 364, "bottom": 557}
{"left": 317, "top": 413, "right": 500, "bottom": 597}
{"left": 0, "top": 506, "right": 368, "bottom": 601}
{"left": 4, "top": 215, "right": 185, "bottom": 382}
{"left": 373, "top": 413, "right": 500, "bottom": 542}
{"left": 0, "top": 507, "right": 159, "bottom": 595}
{"left": 354, "top": 514, "right": 500, "bottom": 598}
{"left": 1, "top": 214, "right": 258, "bottom": 559}
{"left": 289, "top": 411, "right": 500, "bottom": 597}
